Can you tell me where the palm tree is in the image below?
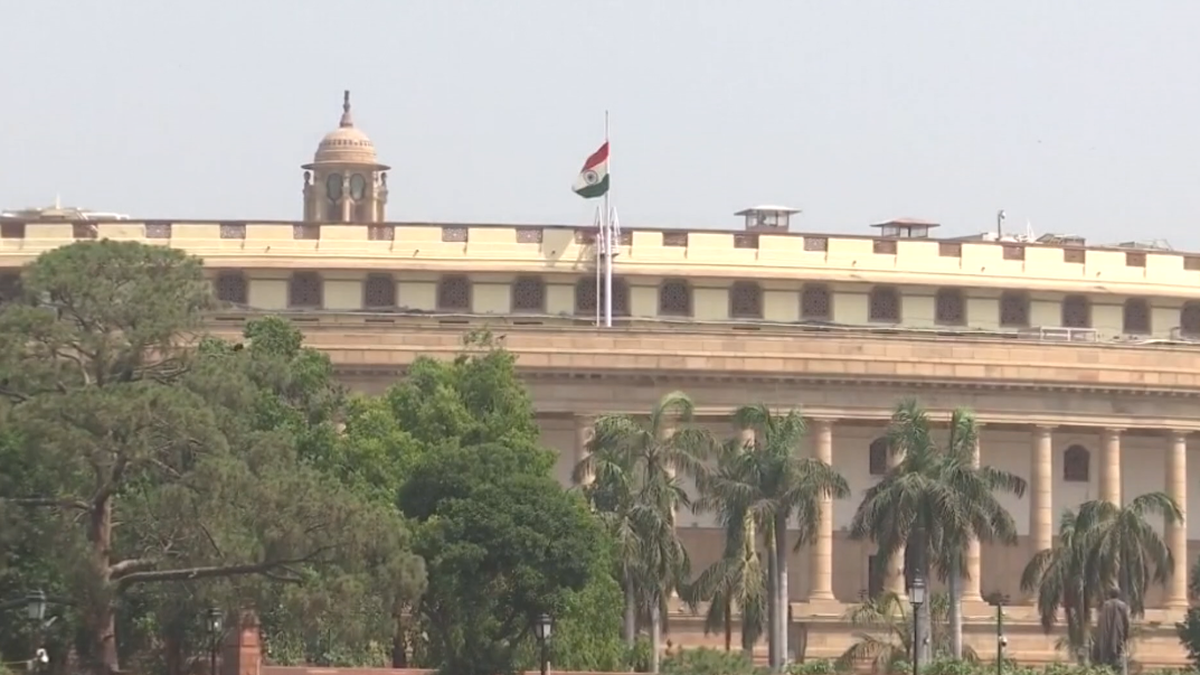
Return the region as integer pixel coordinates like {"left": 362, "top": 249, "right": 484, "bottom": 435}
{"left": 684, "top": 439, "right": 769, "bottom": 655}
{"left": 1021, "top": 494, "right": 1181, "bottom": 661}
{"left": 573, "top": 391, "right": 717, "bottom": 671}
{"left": 836, "top": 591, "right": 975, "bottom": 673}
{"left": 680, "top": 508, "right": 768, "bottom": 654}
{"left": 850, "top": 400, "right": 1026, "bottom": 661}
{"left": 698, "top": 404, "right": 850, "bottom": 671}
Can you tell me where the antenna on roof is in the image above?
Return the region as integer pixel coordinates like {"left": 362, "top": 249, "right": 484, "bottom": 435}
{"left": 996, "top": 209, "right": 1006, "bottom": 238}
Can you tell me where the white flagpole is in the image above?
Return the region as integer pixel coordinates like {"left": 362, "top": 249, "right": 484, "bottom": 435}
{"left": 602, "top": 110, "right": 613, "bottom": 328}
{"left": 593, "top": 206, "right": 602, "bottom": 327}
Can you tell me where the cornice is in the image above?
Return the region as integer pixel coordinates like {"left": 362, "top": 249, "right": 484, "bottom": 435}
{"left": 199, "top": 315, "right": 1200, "bottom": 397}
{"left": 336, "top": 364, "right": 1200, "bottom": 398}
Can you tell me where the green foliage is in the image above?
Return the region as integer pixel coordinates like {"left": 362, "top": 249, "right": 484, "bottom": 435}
{"left": 1177, "top": 607, "right": 1200, "bottom": 669}
{"left": 851, "top": 400, "right": 1026, "bottom": 582}
{"left": 382, "top": 335, "right": 610, "bottom": 675}
{"left": 695, "top": 404, "right": 850, "bottom": 664}
{"left": 1022, "top": 495, "right": 1181, "bottom": 658}
{"left": 923, "top": 657, "right": 985, "bottom": 675}
{"left": 386, "top": 331, "right": 549, "bottom": 474}
{"left": 578, "top": 390, "right": 718, "bottom": 658}
{"left": 837, "top": 592, "right": 977, "bottom": 673}
{"left": 660, "top": 646, "right": 764, "bottom": 675}
{"left": 549, "top": 541, "right": 630, "bottom": 672}
{"left": 786, "top": 659, "right": 840, "bottom": 675}
{"left": 0, "top": 242, "right": 424, "bottom": 675}
{"left": 403, "top": 442, "right": 601, "bottom": 675}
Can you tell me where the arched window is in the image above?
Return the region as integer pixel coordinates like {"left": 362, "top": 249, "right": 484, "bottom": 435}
{"left": 869, "top": 438, "right": 889, "bottom": 476}
{"left": 868, "top": 286, "right": 900, "bottom": 323}
{"left": 1181, "top": 302, "right": 1200, "bottom": 338}
{"left": 288, "top": 272, "right": 322, "bottom": 309}
{"left": 999, "top": 291, "right": 1029, "bottom": 327}
{"left": 1063, "top": 444, "right": 1090, "bottom": 483}
{"left": 934, "top": 287, "right": 966, "bottom": 326}
{"left": 1062, "top": 295, "right": 1091, "bottom": 328}
{"left": 214, "top": 272, "right": 248, "bottom": 306}
{"left": 511, "top": 276, "right": 546, "bottom": 313}
{"left": 658, "top": 278, "right": 692, "bottom": 317}
{"left": 574, "top": 277, "right": 629, "bottom": 317}
{"left": 363, "top": 273, "right": 396, "bottom": 308}
{"left": 325, "top": 172, "right": 344, "bottom": 221}
{"left": 729, "top": 281, "right": 763, "bottom": 319}
{"left": 437, "top": 275, "right": 471, "bottom": 312}
{"left": 800, "top": 285, "right": 832, "bottom": 321}
{"left": 1122, "top": 298, "right": 1150, "bottom": 335}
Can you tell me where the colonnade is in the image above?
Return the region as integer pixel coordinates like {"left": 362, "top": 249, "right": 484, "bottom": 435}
{"left": 572, "top": 414, "right": 1191, "bottom": 610}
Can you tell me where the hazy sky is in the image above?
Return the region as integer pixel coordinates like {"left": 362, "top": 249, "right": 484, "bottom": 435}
{"left": 3, "top": 1, "right": 1199, "bottom": 247}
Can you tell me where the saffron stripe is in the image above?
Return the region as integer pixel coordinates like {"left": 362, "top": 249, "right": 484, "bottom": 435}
{"left": 580, "top": 142, "right": 609, "bottom": 172}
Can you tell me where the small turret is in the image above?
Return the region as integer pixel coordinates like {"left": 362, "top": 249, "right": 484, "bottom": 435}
{"left": 871, "top": 217, "right": 939, "bottom": 239}
{"left": 734, "top": 205, "right": 801, "bottom": 232}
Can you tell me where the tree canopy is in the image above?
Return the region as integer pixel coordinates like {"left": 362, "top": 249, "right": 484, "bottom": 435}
{"left": 0, "top": 242, "right": 423, "bottom": 675}
{"left": 390, "top": 335, "right": 618, "bottom": 675}
{"left": 0, "top": 245, "right": 627, "bottom": 675}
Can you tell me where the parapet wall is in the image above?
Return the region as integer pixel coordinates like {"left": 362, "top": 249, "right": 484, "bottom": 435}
{"left": 1, "top": 221, "right": 1198, "bottom": 298}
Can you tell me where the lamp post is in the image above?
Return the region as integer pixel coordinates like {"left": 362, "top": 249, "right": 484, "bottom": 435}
{"left": 28, "top": 590, "right": 47, "bottom": 673}
{"left": 908, "top": 575, "right": 926, "bottom": 675}
{"left": 206, "top": 608, "right": 223, "bottom": 675}
{"left": 534, "top": 612, "right": 553, "bottom": 675}
{"left": 989, "top": 594, "right": 1009, "bottom": 675}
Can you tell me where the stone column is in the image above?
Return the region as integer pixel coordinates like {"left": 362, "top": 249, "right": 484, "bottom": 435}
{"left": 1167, "top": 431, "right": 1189, "bottom": 610}
{"left": 341, "top": 176, "right": 353, "bottom": 222}
{"left": 1101, "top": 428, "right": 1123, "bottom": 504}
{"left": 963, "top": 428, "right": 984, "bottom": 603}
{"left": 661, "top": 418, "right": 679, "bottom": 599}
{"left": 574, "top": 414, "right": 596, "bottom": 486}
{"left": 1028, "top": 425, "right": 1054, "bottom": 602}
{"left": 885, "top": 443, "right": 907, "bottom": 598}
{"left": 808, "top": 418, "right": 836, "bottom": 601}
{"left": 661, "top": 419, "right": 677, "bottom": 524}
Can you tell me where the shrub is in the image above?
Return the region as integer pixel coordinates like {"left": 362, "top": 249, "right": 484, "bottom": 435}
{"left": 1178, "top": 608, "right": 1200, "bottom": 670}
{"left": 660, "top": 647, "right": 764, "bottom": 675}
{"left": 788, "top": 659, "right": 840, "bottom": 675}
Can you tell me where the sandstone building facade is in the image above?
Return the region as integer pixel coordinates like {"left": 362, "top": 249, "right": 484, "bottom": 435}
{"left": 3, "top": 94, "right": 1198, "bottom": 664}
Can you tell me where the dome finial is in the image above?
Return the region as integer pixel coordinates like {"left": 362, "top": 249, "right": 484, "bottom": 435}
{"left": 339, "top": 90, "right": 354, "bottom": 128}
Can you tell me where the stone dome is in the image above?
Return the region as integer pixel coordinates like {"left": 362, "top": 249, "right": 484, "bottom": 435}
{"left": 304, "top": 91, "right": 389, "bottom": 169}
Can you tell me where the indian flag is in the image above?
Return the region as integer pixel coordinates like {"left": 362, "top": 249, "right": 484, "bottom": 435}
{"left": 572, "top": 142, "right": 610, "bottom": 199}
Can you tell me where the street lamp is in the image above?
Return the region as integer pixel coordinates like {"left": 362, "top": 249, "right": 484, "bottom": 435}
{"left": 989, "top": 593, "right": 1010, "bottom": 675}
{"left": 534, "top": 612, "right": 553, "bottom": 675}
{"left": 26, "top": 590, "right": 46, "bottom": 623}
{"left": 206, "top": 608, "right": 223, "bottom": 675}
{"left": 908, "top": 575, "right": 926, "bottom": 675}
{"left": 27, "top": 590, "right": 49, "bottom": 672}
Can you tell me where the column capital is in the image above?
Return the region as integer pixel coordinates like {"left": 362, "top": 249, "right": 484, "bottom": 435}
{"left": 808, "top": 416, "right": 837, "bottom": 427}
{"left": 1032, "top": 424, "right": 1056, "bottom": 434}
{"left": 1168, "top": 429, "right": 1192, "bottom": 440}
{"left": 1103, "top": 427, "right": 1126, "bottom": 434}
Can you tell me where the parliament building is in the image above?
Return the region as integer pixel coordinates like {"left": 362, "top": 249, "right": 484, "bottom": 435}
{"left": 3, "top": 93, "right": 1198, "bottom": 665}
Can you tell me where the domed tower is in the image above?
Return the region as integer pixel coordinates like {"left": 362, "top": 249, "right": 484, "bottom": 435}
{"left": 301, "top": 91, "right": 390, "bottom": 222}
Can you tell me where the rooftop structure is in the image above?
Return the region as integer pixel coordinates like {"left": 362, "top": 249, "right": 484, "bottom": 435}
{"left": 0, "top": 203, "right": 131, "bottom": 221}
{"left": 735, "top": 205, "right": 801, "bottom": 232}
{"left": 870, "top": 217, "right": 939, "bottom": 239}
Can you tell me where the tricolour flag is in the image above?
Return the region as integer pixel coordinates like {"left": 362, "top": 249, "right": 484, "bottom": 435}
{"left": 572, "top": 142, "right": 610, "bottom": 199}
